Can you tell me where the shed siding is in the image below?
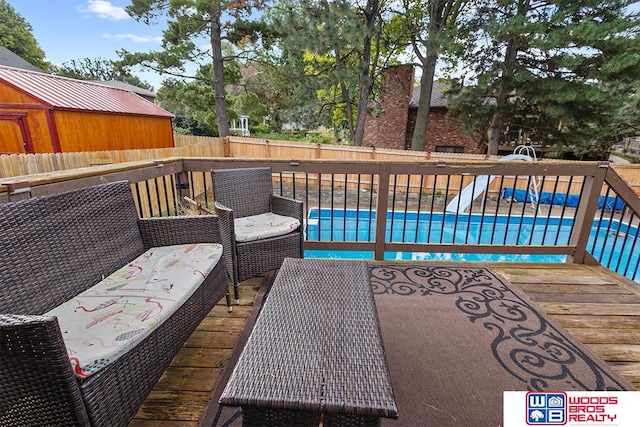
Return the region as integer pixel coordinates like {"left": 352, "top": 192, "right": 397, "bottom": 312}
{"left": 0, "top": 119, "right": 24, "bottom": 153}
{"left": 26, "top": 110, "right": 54, "bottom": 153}
{"left": 53, "top": 111, "right": 174, "bottom": 152}
{"left": 0, "top": 110, "right": 54, "bottom": 154}
{"left": 0, "top": 82, "right": 40, "bottom": 105}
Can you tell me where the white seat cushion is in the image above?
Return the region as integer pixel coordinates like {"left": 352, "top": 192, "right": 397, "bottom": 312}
{"left": 45, "top": 243, "right": 223, "bottom": 378}
{"left": 234, "top": 212, "right": 301, "bottom": 243}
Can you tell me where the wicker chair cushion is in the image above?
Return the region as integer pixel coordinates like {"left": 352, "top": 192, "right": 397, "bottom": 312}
{"left": 234, "top": 212, "right": 301, "bottom": 243}
{"left": 45, "top": 243, "right": 223, "bottom": 379}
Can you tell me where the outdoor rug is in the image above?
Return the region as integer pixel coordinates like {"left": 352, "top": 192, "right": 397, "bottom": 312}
{"left": 206, "top": 263, "right": 634, "bottom": 427}
{"left": 370, "top": 263, "right": 634, "bottom": 426}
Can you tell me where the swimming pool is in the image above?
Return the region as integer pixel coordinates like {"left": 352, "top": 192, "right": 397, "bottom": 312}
{"left": 304, "top": 208, "right": 640, "bottom": 283}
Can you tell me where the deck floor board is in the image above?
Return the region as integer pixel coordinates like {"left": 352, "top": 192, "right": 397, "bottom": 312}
{"left": 129, "top": 263, "right": 640, "bottom": 426}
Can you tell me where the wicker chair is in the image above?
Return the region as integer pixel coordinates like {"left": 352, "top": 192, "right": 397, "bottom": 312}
{"left": 211, "top": 167, "right": 304, "bottom": 303}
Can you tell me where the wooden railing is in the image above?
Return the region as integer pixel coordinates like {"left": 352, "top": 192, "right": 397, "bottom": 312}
{"left": 1, "top": 157, "right": 639, "bottom": 283}
{"left": 3, "top": 135, "right": 640, "bottom": 193}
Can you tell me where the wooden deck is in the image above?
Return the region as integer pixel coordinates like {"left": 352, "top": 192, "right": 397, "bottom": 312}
{"left": 129, "top": 262, "right": 640, "bottom": 426}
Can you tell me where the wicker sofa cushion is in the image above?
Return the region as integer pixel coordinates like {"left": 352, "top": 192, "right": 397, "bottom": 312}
{"left": 234, "top": 212, "right": 301, "bottom": 243}
{"left": 45, "top": 243, "right": 223, "bottom": 379}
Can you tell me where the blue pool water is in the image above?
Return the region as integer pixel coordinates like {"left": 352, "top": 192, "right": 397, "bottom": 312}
{"left": 304, "top": 209, "right": 640, "bottom": 283}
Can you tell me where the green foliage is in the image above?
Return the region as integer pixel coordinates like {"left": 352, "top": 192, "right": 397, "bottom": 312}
{"left": 449, "top": 0, "right": 640, "bottom": 159}
{"left": 269, "top": 0, "right": 405, "bottom": 145}
{"left": 269, "top": 0, "right": 361, "bottom": 136}
{"left": 234, "top": 91, "right": 268, "bottom": 122}
{"left": 251, "top": 132, "right": 301, "bottom": 141}
{"left": 305, "top": 129, "right": 335, "bottom": 144}
{"left": 0, "top": 0, "right": 49, "bottom": 71}
{"left": 249, "top": 122, "right": 270, "bottom": 134}
{"left": 51, "top": 57, "right": 154, "bottom": 90}
{"left": 157, "top": 77, "right": 218, "bottom": 128}
{"left": 121, "top": 0, "right": 269, "bottom": 137}
{"left": 402, "top": 0, "right": 474, "bottom": 151}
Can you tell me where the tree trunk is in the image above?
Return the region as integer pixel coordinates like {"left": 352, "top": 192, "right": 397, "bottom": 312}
{"left": 210, "top": 4, "right": 229, "bottom": 137}
{"left": 487, "top": 0, "right": 528, "bottom": 155}
{"left": 411, "top": 51, "right": 438, "bottom": 151}
{"left": 487, "top": 37, "right": 521, "bottom": 155}
{"left": 353, "top": 0, "right": 379, "bottom": 147}
{"left": 334, "top": 48, "right": 355, "bottom": 142}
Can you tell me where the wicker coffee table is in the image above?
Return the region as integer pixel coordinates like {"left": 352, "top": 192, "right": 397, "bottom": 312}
{"left": 219, "top": 258, "right": 398, "bottom": 426}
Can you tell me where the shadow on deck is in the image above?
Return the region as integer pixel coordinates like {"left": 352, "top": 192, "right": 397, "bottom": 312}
{"left": 129, "top": 262, "right": 640, "bottom": 426}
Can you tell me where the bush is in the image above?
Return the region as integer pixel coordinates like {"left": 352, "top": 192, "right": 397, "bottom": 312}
{"left": 250, "top": 123, "right": 270, "bottom": 134}
{"left": 306, "top": 130, "right": 335, "bottom": 144}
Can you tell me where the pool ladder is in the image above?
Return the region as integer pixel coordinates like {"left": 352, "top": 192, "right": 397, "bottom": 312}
{"left": 514, "top": 145, "right": 542, "bottom": 214}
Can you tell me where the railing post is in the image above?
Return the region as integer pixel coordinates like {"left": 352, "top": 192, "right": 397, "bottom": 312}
{"left": 569, "top": 161, "right": 609, "bottom": 264}
{"left": 374, "top": 164, "right": 391, "bottom": 260}
{"left": 175, "top": 171, "right": 191, "bottom": 202}
{"left": 5, "top": 181, "right": 31, "bottom": 201}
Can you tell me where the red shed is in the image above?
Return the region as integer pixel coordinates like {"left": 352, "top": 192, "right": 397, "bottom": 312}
{"left": 0, "top": 66, "right": 174, "bottom": 154}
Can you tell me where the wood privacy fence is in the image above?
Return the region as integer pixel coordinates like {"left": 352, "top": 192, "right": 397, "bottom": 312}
{"left": 1, "top": 134, "right": 639, "bottom": 192}
{"left": 0, "top": 136, "right": 225, "bottom": 178}
{"left": 226, "top": 136, "right": 500, "bottom": 162}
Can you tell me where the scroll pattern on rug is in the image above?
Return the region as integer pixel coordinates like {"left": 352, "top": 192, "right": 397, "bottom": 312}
{"left": 368, "top": 264, "right": 632, "bottom": 391}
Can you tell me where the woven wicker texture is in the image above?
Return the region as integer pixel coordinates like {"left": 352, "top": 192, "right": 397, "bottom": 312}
{"left": 1, "top": 181, "right": 229, "bottom": 426}
{"left": 211, "top": 167, "right": 303, "bottom": 301}
{"left": 242, "top": 407, "right": 381, "bottom": 427}
{"left": 220, "top": 258, "right": 397, "bottom": 425}
{"left": 0, "top": 182, "right": 145, "bottom": 315}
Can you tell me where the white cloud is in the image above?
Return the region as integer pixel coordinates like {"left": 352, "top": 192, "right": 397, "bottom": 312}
{"left": 102, "top": 33, "right": 162, "bottom": 43}
{"left": 79, "top": 1, "right": 130, "bottom": 20}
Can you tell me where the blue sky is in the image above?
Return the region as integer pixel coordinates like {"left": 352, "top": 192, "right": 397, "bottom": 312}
{"left": 8, "top": 0, "right": 640, "bottom": 91}
{"left": 8, "top": 0, "right": 167, "bottom": 89}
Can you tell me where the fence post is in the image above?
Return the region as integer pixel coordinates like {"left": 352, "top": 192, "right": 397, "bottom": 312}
{"left": 568, "top": 161, "right": 609, "bottom": 264}
{"left": 224, "top": 136, "right": 231, "bottom": 157}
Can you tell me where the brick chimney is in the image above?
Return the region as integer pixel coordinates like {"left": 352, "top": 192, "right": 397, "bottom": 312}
{"left": 364, "top": 65, "right": 414, "bottom": 150}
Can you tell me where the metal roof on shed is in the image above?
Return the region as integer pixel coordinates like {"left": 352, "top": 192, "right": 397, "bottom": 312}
{"left": 0, "top": 65, "right": 172, "bottom": 118}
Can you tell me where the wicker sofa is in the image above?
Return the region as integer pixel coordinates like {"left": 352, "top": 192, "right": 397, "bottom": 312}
{"left": 0, "top": 181, "right": 229, "bottom": 427}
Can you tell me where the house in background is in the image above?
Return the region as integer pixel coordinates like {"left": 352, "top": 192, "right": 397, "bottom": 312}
{"left": 0, "top": 65, "right": 174, "bottom": 154}
{"left": 0, "top": 46, "right": 44, "bottom": 73}
{"left": 90, "top": 80, "right": 157, "bottom": 104}
{"left": 364, "top": 64, "right": 478, "bottom": 153}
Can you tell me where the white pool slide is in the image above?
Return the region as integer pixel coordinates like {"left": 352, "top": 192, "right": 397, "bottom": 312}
{"left": 445, "top": 153, "right": 533, "bottom": 214}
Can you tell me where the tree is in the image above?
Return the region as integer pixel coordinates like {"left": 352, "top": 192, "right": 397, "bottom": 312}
{"left": 237, "top": 60, "right": 300, "bottom": 131}
{"left": 0, "top": 0, "right": 49, "bottom": 71}
{"left": 270, "top": 0, "right": 400, "bottom": 146}
{"left": 404, "top": 0, "right": 470, "bottom": 151}
{"left": 450, "top": 0, "right": 640, "bottom": 158}
{"left": 157, "top": 75, "right": 218, "bottom": 133}
{"left": 122, "top": 0, "right": 268, "bottom": 137}
{"left": 52, "top": 57, "right": 153, "bottom": 90}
